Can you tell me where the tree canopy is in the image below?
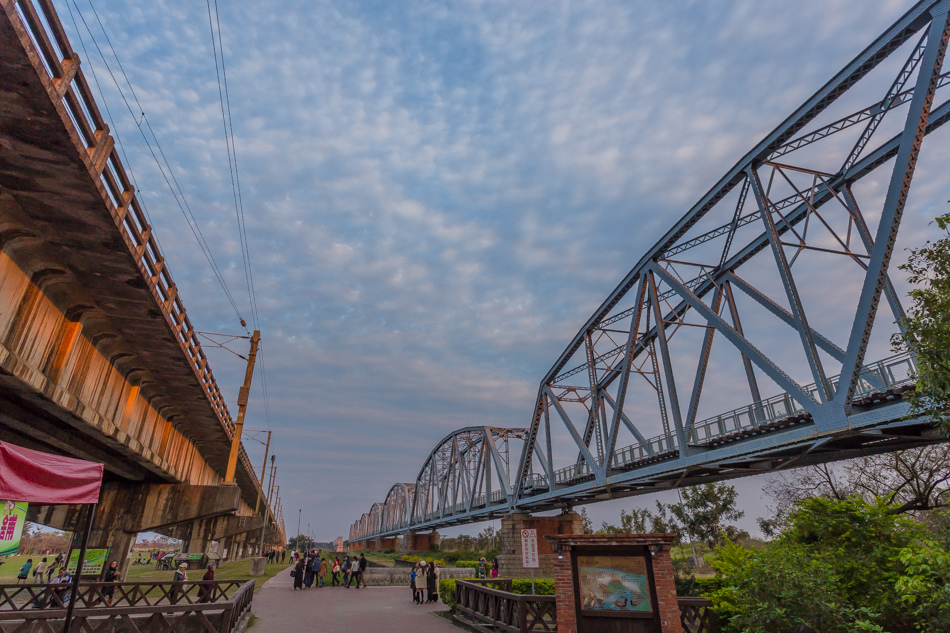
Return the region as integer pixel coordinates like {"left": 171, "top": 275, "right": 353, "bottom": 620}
{"left": 893, "top": 211, "right": 950, "bottom": 430}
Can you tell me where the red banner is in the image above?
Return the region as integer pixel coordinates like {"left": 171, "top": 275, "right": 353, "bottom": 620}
{"left": 0, "top": 442, "right": 103, "bottom": 504}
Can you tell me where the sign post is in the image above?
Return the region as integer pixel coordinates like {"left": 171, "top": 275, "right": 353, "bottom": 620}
{"left": 521, "top": 528, "right": 540, "bottom": 594}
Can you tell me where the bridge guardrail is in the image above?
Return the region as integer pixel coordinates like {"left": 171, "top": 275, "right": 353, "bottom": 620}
{"left": 5, "top": 0, "right": 273, "bottom": 508}
{"left": 5, "top": 0, "right": 237, "bottom": 441}
{"left": 538, "top": 352, "right": 916, "bottom": 489}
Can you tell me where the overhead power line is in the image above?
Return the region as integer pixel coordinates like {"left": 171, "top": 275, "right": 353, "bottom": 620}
{"left": 70, "top": 0, "right": 248, "bottom": 328}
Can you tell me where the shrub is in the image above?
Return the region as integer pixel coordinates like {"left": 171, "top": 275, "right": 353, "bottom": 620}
{"left": 708, "top": 496, "right": 947, "bottom": 633}
{"left": 454, "top": 560, "right": 479, "bottom": 569}
{"left": 399, "top": 554, "right": 446, "bottom": 566}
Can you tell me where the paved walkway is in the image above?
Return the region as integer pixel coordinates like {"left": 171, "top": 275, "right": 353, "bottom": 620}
{"left": 249, "top": 566, "right": 459, "bottom": 633}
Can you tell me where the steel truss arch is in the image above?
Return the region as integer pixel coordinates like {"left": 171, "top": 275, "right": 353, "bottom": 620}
{"left": 350, "top": 0, "right": 950, "bottom": 543}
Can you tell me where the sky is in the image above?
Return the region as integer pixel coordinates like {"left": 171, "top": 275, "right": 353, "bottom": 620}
{"left": 49, "top": 0, "right": 950, "bottom": 542}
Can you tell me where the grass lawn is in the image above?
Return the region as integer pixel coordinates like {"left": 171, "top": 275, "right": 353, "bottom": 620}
{"left": 123, "top": 558, "right": 292, "bottom": 592}
{"left": 0, "top": 554, "right": 62, "bottom": 580}
{"left": 0, "top": 554, "right": 290, "bottom": 594}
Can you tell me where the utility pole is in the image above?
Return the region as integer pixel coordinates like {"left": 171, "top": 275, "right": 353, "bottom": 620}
{"left": 297, "top": 508, "right": 302, "bottom": 553}
{"left": 258, "top": 454, "right": 276, "bottom": 556}
{"left": 225, "top": 330, "right": 261, "bottom": 483}
{"left": 253, "top": 430, "right": 272, "bottom": 515}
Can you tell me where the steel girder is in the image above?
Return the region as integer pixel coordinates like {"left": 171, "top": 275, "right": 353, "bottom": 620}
{"left": 350, "top": 0, "right": 950, "bottom": 542}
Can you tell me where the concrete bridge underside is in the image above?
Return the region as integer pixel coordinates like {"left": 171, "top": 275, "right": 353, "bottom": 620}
{"left": 0, "top": 0, "right": 282, "bottom": 570}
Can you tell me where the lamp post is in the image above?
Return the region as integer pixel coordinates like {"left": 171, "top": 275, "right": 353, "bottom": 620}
{"left": 297, "top": 509, "right": 302, "bottom": 553}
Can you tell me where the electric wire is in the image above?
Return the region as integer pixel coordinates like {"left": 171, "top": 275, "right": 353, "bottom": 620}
{"left": 204, "top": 0, "right": 272, "bottom": 430}
{"left": 205, "top": 0, "right": 259, "bottom": 330}
{"left": 72, "top": 0, "right": 247, "bottom": 327}
{"left": 73, "top": 0, "right": 274, "bottom": 435}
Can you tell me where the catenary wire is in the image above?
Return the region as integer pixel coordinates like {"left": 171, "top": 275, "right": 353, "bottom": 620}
{"left": 74, "top": 0, "right": 247, "bottom": 326}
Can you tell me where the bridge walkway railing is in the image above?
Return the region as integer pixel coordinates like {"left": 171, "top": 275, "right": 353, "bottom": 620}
{"left": 542, "top": 351, "right": 917, "bottom": 489}
{"left": 0, "top": 579, "right": 254, "bottom": 633}
{"left": 453, "top": 579, "right": 720, "bottom": 633}
{"left": 5, "top": 0, "right": 236, "bottom": 440}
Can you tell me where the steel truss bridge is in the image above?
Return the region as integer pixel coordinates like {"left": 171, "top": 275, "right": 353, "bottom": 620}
{"left": 351, "top": 0, "right": 950, "bottom": 543}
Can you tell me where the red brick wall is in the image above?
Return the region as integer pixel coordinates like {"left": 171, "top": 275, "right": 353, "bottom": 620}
{"left": 552, "top": 546, "right": 577, "bottom": 633}
{"left": 545, "top": 534, "right": 680, "bottom": 633}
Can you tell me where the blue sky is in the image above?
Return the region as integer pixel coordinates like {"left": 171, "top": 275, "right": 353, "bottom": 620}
{"left": 53, "top": 0, "right": 950, "bottom": 541}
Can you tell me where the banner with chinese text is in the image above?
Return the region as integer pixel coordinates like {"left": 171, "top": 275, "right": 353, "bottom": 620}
{"left": 0, "top": 500, "right": 28, "bottom": 556}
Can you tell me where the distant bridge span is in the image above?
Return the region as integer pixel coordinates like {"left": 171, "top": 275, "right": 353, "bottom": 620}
{"left": 351, "top": 0, "right": 950, "bottom": 543}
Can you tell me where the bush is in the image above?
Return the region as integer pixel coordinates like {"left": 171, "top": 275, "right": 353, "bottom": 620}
{"left": 399, "top": 554, "right": 446, "bottom": 566}
{"left": 708, "top": 496, "right": 948, "bottom": 633}
{"left": 454, "top": 560, "right": 479, "bottom": 569}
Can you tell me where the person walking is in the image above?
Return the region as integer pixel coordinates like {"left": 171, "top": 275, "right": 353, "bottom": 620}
{"left": 31, "top": 558, "right": 47, "bottom": 583}
{"left": 16, "top": 559, "right": 32, "bottom": 584}
{"left": 100, "top": 560, "right": 119, "bottom": 606}
{"left": 197, "top": 562, "right": 215, "bottom": 603}
{"left": 293, "top": 557, "right": 305, "bottom": 590}
{"left": 410, "top": 562, "right": 420, "bottom": 603}
{"left": 303, "top": 555, "right": 315, "bottom": 588}
{"left": 357, "top": 554, "right": 368, "bottom": 589}
{"left": 342, "top": 556, "right": 350, "bottom": 589}
{"left": 413, "top": 561, "right": 428, "bottom": 604}
{"left": 331, "top": 558, "right": 341, "bottom": 587}
{"left": 171, "top": 563, "right": 188, "bottom": 603}
{"left": 427, "top": 561, "right": 441, "bottom": 603}
{"left": 317, "top": 557, "right": 328, "bottom": 588}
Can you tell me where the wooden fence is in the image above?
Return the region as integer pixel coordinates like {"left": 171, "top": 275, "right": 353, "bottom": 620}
{"left": 0, "top": 580, "right": 254, "bottom": 633}
{"left": 454, "top": 579, "right": 719, "bottom": 633}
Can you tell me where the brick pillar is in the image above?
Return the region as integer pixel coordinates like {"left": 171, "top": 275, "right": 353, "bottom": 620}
{"left": 498, "top": 511, "right": 582, "bottom": 577}
{"left": 545, "top": 534, "right": 680, "bottom": 633}
{"left": 401, "top": 531, "right": 439, "bottom": 551}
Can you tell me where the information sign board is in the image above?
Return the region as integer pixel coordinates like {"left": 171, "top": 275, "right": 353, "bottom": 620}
{"left": 521, "top": 528, "right": 540, "bottom": 569}
{"left": 67, "top": 548, "right": 109, "bottom": 575}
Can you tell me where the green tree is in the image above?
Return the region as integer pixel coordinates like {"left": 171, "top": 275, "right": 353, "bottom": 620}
{"left": 579, "top": 508, "right": 594, "bottom": 534}
{"left": 893, "top": 211, "right": 950, "bottom": 430}
{"left": 600, "top": 507, "right": 652, "bottom": 534}
{"left": 709, "top": 496, "right": 947, "bottom": 633}
{"left": 668, "top": 483, "right": 746, "bottom": 547}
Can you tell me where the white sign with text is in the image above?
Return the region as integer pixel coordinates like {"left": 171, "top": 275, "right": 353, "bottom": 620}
{"left": 521, "top": 528, "right": 540, "bottom": 568}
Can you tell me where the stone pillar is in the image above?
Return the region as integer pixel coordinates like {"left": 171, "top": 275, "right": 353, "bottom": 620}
{"left": 401, "top": 531, "right": 439, "bottom": 551}
{"left": 375, "top": 537, "right": 396, "bottom": 551}
{"left": 546, "top": 534, "right": 679, "bottom": 633}
{"left": 498, "top": 511, "right": 583, "bottom": 577}
{"left": 68, "top": 523, "right": 137, "bottom": 580}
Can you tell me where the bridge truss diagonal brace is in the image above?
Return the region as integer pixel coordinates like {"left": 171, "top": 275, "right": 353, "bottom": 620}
{"left": 838, "top": 2, "right": 950, "bottom": 409}
{"left": 747, "top": 167, "right": 832, "bottom": 402}
{"left": 544, "top": 385, "right": 599, "bottom": 476}
{"left": 650, "top": 264, "right": 825, "bottom": 422}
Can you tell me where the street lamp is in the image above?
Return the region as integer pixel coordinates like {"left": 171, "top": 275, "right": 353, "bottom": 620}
{"left": 297, "top": 509, "right": 302, "bottom": 553}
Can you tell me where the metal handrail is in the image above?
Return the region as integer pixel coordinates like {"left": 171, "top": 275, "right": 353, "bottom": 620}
{"left": 5, "top": 0, "right": 236, "bottom": 442}
{"left": 544, "top": 352, "right": 916, "bottom": 487}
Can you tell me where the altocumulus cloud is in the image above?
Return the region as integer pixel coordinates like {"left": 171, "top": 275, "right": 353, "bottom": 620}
{"left": 54, "top": 0, "right": 949, "bottom": 538}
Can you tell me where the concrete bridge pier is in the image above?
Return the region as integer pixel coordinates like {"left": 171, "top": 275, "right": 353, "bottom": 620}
{"left": 399, "top": 531, "right": 441, "bottom": 552}
{"left": 497, "top": 511, "right": 583, "bottom": 577}
{"left": 30, "top": 482, "right": 241, "bottom": 577}
{"left": 213, "top": 516, "right": 263, "bottom": 560}
{"left": 374, "top": 537, "right": 396, "bottom": 551}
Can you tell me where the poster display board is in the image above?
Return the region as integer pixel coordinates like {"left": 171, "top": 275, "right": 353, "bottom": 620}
{"left": 0, "top": 501, "right": 27, "bottom": 556}
{"left": 67, "top": 548, "right": 109, "bottom": 575}
{"left": 576, "top": 555, "right": 654, "bottom": 615}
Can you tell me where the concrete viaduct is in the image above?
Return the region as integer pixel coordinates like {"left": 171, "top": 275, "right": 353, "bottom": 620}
{"left": 0, "top": 0, "right": 284, "bottom": 574}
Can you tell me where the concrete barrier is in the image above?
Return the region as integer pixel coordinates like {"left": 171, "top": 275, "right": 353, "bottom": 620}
{"left": 363, "top": 567, "right": 475, "bottom": 586}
